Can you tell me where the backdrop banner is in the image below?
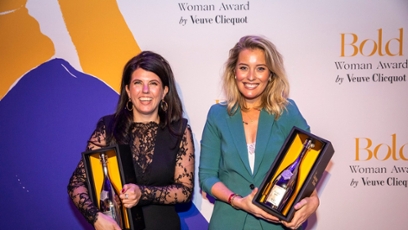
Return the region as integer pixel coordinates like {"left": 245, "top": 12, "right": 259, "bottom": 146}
{"left": 1, "top": 1, "right": 407, "bottom": 229}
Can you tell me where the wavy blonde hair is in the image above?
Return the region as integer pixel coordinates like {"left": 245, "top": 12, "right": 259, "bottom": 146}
{"left": 222, "top": 35, "right": 289, "bottom": 119}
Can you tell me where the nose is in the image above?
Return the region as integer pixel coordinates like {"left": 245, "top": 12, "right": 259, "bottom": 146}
{"left": 142, "top": 83, "right": 149, "bottom": 93}
{"left": 247, "top": 70, "right": 255, "bottom": 81}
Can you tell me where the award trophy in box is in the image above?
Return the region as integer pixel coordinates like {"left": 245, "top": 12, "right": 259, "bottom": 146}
{"left": 82, "top": 145, "right": 145, "bottom": 230}
{"left": 99, "top": 152, "right": 124, "bottom": 228}
{"left": 260, "top": 138, "right": 315, "bottom": 211}
{"left": 253, "top": 127, "right": 335, "bottom": 222}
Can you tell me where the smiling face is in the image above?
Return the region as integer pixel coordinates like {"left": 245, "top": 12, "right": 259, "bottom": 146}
{"left": 126, "top": 67, "right": 168, "bottom": 122}
{"left": 235, "top": 48, "right": 271, "bottom": 106}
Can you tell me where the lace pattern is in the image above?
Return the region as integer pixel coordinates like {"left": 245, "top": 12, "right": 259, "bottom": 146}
{"left": 138, "top": 123, "right": 195, "bottom": 205}
{"left": 247, "top": 142, "right": 256, "bottom": 174}
{"left": 67, "top": 118, "right": 195, "bottom": 224}
{"left": 129, "top": 122, "right": 157, "bottom": 173}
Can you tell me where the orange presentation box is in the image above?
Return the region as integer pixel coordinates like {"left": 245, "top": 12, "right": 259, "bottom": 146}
{"left": 82, "top": 145, "right": 145, "bottom": 230}
{"left": 253, "top": 127, "right": 335, "bottom": 222}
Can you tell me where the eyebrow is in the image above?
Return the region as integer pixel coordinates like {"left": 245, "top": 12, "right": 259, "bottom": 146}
{"left": 132, "top": 78, "right": 161, "bottom": 82}
{"left": 237, "top": 63, "right": 267, "bottom": 67}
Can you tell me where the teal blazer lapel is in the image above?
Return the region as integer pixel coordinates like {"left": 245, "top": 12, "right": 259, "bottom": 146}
{"left": 227, "top": 108, "right": 253, "bottom": 177}
{"left": 253, "top": 109, "right": 275, "bottom": 177}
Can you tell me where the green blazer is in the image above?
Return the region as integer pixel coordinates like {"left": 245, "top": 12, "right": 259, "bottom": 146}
{"left": 199, "top": 99, "right": 310, "bottom": 230}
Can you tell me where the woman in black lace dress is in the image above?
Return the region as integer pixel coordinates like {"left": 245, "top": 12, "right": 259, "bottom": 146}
{"left": 68, "top": 51, "right": 195, "bottom": 230}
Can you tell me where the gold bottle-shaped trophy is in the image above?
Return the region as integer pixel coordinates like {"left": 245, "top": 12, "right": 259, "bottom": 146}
{"left": 260, "top": 138, "right": 314, "bottom": 211}
{"left": 99, "top": 153, "right": 124, "bottom": 228}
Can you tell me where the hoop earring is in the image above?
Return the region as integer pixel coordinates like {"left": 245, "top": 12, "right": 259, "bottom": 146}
{"left": 126, "top": 99, "right": 133, "bottom": 111}
{"left": 160, "top": 99, "right": 168, "bottom": 112}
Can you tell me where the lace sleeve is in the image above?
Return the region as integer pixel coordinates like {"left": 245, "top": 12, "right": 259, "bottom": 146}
{"left": 67, "top": 118, "right": 107, "bottom": 224}
{"left": 139, "top": 125, "right": 195, "bottom": 205}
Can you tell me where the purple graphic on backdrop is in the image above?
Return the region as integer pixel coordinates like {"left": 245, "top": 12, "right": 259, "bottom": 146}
{"left": 0, "top": 59, "right": 207, "bottom": 229}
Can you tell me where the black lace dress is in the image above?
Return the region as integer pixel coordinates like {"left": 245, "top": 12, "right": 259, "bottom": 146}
{"left": 67, "top": 117, "right": 195, "bottom": 230}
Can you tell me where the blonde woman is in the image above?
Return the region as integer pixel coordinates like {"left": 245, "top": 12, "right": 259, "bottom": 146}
{"left": 199, "top": 35, "right": 319, "bottom": 230}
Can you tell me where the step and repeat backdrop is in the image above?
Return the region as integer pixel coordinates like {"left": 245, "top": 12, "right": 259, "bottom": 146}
{"left": 1, "top": 0, "right": 407, "bottom": 229}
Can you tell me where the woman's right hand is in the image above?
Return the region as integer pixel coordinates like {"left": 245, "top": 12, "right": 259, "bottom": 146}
{"left": 94, "top": 212, "right": 121, "bottom": 230}
{"left": 234, "top": 188, "right": 281, "bottom": 224}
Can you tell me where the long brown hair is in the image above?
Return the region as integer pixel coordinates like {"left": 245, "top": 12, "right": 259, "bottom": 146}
{"left": 107, "top": 51, "right": 184, "bottom": 145}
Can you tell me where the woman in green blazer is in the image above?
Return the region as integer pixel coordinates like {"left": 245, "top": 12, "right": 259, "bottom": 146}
{"left": 199, "top": 35, "right": 319, "bottom": 230}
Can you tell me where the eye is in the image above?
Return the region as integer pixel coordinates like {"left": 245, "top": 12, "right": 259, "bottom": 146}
{"left": 257, "top": 66, "right": 266, "bottom": 71}
{"left": 133, "top": 80, "right": 142, "bottom": 85}
{"left": 238, "top": 65, "right": 248, "bottom": 71}
{"left": 150, "top": 81, "right": 159, "bottom": 86}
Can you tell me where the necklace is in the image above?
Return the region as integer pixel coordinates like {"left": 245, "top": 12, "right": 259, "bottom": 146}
{"left": 242, "top": 109, "right": 260, "bottom": 125}
{"left": 243, "top": 121, "right": 251, "bottom": 125}
{"left": 242, "top": 116, "right": 255, "bottom": 125}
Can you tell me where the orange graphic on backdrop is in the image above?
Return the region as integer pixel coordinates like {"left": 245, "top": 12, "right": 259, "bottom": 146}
{"left": 0, "top": 0, "right": 141, "bottom": 100}
{"left": 0, "top": 0, "right": 54, "bottom": 100}
{"left": 58, "top": 0, "right": 141, "bottom": 92}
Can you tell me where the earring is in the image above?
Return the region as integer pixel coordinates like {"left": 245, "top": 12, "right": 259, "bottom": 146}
{"left": 126, "top": 99, "right": 133, "bottom": 111}
{"left": 269, "top": 72, "right": 274, "bottom": 82}
{"left": 234, "top": 76, "right": 237, "bottom": 79}
{"left": 160, "top": 99, "right": 168, "bottom": 112}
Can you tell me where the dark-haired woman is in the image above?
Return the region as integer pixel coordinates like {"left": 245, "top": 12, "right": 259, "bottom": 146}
{"left": 68, "top": 51, "right": 195, "bottom": 230}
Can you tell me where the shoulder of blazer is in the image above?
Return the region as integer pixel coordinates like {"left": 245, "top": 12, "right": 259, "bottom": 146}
{"left": 280, "top": 99, "right": 302, "bottom": 119}
{"left": 278, "top": 98, "right": 310, "bottom": 133}
{"left": 207, "top": 103, "right": 229, "bottom": 120}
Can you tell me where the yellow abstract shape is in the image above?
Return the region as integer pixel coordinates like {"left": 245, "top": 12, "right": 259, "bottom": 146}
{"left": 0, "top": 0, "right": 55, "bottom": 100}
{"left": 58, "top": 0, "right": 141, "bottom": 93}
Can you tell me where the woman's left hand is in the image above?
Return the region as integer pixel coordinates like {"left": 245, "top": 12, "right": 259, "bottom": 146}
{"left": 281, "top": 190, "right": 319, "bottom": 230}
{"left": 234, "top": 188, "right": 281, "bottom": 223}
{"left": 120, "top": 183, "right": 141, "bottom": 208}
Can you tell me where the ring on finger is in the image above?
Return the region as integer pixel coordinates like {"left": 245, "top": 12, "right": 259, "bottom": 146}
{"left": 125, "top": 194, "right": 128, "bottom": 199}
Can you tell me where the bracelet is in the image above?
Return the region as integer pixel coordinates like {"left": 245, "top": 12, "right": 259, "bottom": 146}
{"left": 229, "top": 194, "right": 241, "bottom": 209}
{"left": 227, "top": 193, "right": 235, "bottom": 204}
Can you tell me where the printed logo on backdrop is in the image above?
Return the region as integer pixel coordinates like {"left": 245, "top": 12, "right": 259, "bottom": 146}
{"left": 349, "top": 134, "right": 408, "bottom": 189}
{"left": 335, "top": 28, "right": 406, "bottom": 85}
{"left": 178, "top": 1, "right": 250, "bottom": 26}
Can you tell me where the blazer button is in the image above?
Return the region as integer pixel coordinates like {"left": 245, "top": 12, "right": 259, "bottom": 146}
{"left": 250, "top": 184, "right": 255, "bottom": 190}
